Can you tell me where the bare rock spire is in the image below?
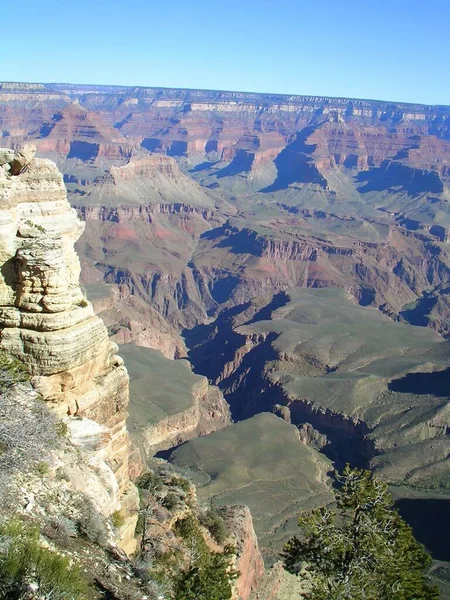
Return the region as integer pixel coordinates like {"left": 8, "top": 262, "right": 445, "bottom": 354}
{"left": 0, "top": 149, "right": 140, "bottom": 553}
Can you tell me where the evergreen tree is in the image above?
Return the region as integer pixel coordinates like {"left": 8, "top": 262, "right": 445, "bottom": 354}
{"left": 173, "top": 516, "right": 238, "bottom": 600}
{"left": 175, "top": 545, "right": 237, "bottom": 600}
{"left": 282, "top": 465, "right": 439, "bottom": 600}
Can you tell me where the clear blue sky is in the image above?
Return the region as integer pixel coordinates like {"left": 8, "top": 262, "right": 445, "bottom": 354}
{"left": 2, "top": 0, "right": 449, "bottom": 105}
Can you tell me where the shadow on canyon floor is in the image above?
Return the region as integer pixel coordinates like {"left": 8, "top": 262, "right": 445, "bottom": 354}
{"left": 395, "top": 497, "right": 450, "bottom": 561}
{"left": 389, "top": 368, "right": 450, "bottom": 397}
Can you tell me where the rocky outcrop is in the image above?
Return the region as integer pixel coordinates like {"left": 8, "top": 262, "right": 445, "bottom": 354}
{"left": 0, "top": 381, "right": 145, "bottom": 569}
{"left": 0, "top": 148, "right": 141, "bottom": 553}
{"left": 139, "top": 378, "right": 231, "bottom": 455}
{"left": 223, "top": 505, "right": 265, "bottom": 600}
{"left": 9, "top": 143, "right": 36, "bottom": 175}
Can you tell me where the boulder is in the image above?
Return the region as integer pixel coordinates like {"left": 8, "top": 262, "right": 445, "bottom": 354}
{"left": 10, "top": 143, "right": 36, "bottom": 175}
{"left": 0, "top": 147, "right": 14, "bottom": 166}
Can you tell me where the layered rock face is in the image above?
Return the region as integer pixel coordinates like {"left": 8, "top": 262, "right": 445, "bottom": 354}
{"left": 2, "top": 82, "right": 450, "bottom": 340}
{"left": 0, "top": 149, "right": 140, "bottom": 551}
{"left": 223, "top": 505, "right": 265, "bottom": 600}
{"left": 120, "top": 343, "right": 231, "bottom": 456}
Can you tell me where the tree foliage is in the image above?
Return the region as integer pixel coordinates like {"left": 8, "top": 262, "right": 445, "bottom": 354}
{"left": 173, "top": 515, "right": 237, "bottom": 600}
{"left": 199, "top": 503, "right": 228, "bottom": 545}
{"left": 282, "top": 465, "right": 439, "bottom": 600}
{"left": 175, "top": 545, "right": 237, "bottom": 600}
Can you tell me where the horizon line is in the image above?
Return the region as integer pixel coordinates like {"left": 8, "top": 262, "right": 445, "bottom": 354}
{"left": 1, "top": 80, "right": 449, "bottom": 110}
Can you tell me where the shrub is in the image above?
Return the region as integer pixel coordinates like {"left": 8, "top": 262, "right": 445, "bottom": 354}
{"left": 77, "top": 500, "right": 109, "bottom": 547}
{"left": 143, "top": 547, "right": 184, "bottom": 592}
{"left": 0, "top": 380, "right": 60, "bottom": 506}
{"left": 24, "top": 219, "right": 46, "bottom": 234}
{"left": 174, "top": 515, "right": 206, "bottom": 549}
{"left": 199, "top": 504, "right": 228, "bottom": 545}
{"left": 0, "top": 351, "right": 29, "bottom": 391}
{"left": 111, "top": 510, "right": 125, "bottom": 529}
{"left": 170, "top": 475, "right": 191, "bottom": 495}
{"left": 174, "top": 543, "right": 237, "bottom": 600}
{"left": 162, "top": 491, "right": 179, "bottom": 511}
{"left": 135, "top": 513, "right": 145, "bottom": 537}
{"left": 137, "top": 470, "right": 163, "bottom": 494}
{"left": 0, "top": 518, "right": 88, "bottom": 599}
{"left": 35, "top": 461, "right": 50, "bottom": 476}
{"left": 44, "top": 516, "right": 78, "bottom": 548}
{"left": 144, "top": 579, "right": 169, "bottom": 600}
{"left": 55, "top": 421, "right": 69, "bottom": 437}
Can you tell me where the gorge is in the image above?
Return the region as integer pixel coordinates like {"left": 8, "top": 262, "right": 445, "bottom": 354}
{"left": 0, "top": 81, "right": 450, "bottom": 597}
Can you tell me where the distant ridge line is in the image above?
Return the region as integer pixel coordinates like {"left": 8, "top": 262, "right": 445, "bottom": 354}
{"left": 1, "top": 81, "right": 449, "bottom": 111}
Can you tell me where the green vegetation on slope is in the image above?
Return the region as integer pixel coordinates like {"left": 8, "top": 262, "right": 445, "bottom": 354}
{"left": 134, "top": 466, "right": 237, "bottom": 600}
{"left": 0, "top": 519, "right": 88, "bottom": 600}
{"left": 0, "top": 351, "right": 29, "bottom": 391}
{"left": 174, "top": 515, "right": 237, "bottom": 600}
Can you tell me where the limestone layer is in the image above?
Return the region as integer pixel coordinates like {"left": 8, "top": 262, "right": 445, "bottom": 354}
{"left": 0, "top": 152, "right": 140, "bottom": 551}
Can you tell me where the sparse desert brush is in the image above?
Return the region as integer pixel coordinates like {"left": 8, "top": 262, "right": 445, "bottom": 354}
{"left": 0, "top": 351, "right": 29, "bottom": 391}
{"left": 199, "top": 503, "right": 228, "bottom": 544}
{"left": 44, "top": 515, "right": 79, "bottom": 547}
{"left": 76, "top": 499, "right": 110, "bottom": 547}
{"left": 162, "top": 491, "right": 180, "bottom": 510}
{"left": 55, "top": 420, "right": 69, "bottom": 437}
{"left": 169, "top": 474, "right": 191, "bottom": 495}
{"left": 173, "top": 514, "right": 237, "bottom": 600}
{"left": 35, "top": 461, "right": 50, "bottom": 476}
{"left": 0, "top": 517, "right": 88, "bottom": 599}
{"left": 24, "top": 219, "right": 46, "bottom": 234}
{"left": 0, "top": 381, "right": 61, "bottom": 503}
{"left": 137, "top": 470, "right": 163, "bottom": 493}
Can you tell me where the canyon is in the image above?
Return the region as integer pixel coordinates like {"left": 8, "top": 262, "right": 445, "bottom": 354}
{"left": 0, "top": 147, "right": 264, "bottom": 599}
{"left": 2, "top": 81, "right": 449, "bottom": 334}
{"left": 1, "top": 81, "right": 450, "bottom": 596}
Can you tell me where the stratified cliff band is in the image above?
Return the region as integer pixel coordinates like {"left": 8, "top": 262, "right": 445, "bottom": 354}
{"left": 0, "top": 146, "right": 140, "bottom": 552}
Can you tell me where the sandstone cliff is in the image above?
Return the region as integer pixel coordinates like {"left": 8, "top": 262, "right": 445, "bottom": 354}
{"left": 223, "top": 505, "right": 265, "bottom": 600}
{"left": 0, "top": 148, "right": 140, "bottom": 552}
